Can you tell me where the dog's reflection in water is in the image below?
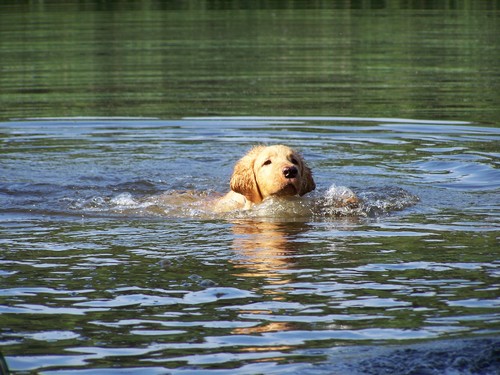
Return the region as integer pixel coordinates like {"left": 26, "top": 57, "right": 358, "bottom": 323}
{"left": 228, "top": 219, "right": 355, "bottom": 337}
{"left": 229, "top": 219, "right": 304, "bottom": 336}
{"left": 230, "top": 219, "right": 305, "bottom": 281}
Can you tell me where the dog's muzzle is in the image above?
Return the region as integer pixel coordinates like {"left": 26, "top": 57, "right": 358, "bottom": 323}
{"left": 283, "top": 166, "right": 298, "bottom": 179}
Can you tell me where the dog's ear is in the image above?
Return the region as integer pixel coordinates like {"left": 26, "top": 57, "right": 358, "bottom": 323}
{"left": 230, "top": 146, "right": 264, "bottom": 203}
{"left": 299, "top": 159, "right": 316, "bottom": 196}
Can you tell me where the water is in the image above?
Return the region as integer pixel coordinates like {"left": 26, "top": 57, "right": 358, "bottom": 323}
{"left": 1, "top": 117, "right": 499, "bottom": 374}
{"left": 1, "top": 1, "right": 500, "bottom": 374}
{"left": 1, "top": 2, "right": 500, "bottom": 122}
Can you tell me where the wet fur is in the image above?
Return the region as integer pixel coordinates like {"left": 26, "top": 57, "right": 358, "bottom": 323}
{"left": 215, "top": 145, "right": 317, "bottom": 212}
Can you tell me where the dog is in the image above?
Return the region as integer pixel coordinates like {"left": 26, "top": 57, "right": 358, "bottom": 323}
{"left": 122, "top": 144, "right": 361, "bottom": 216}
{"left": 215, "top": 144, "right": 316, "bottom": 212}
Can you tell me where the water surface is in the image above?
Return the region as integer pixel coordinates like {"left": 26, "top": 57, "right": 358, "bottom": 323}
{"left": 1, "top": 117, "right": 499, "bottom": 374}
{"left": 1, "top": 1, "right": 499, "bottom": 121}
{"left": 1, "top": 1, "right": 499, "bottom": 374}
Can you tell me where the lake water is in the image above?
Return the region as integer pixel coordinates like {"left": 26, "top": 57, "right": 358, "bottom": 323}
{"left": 1, "top": 2, "right": 499, "bottom": 374}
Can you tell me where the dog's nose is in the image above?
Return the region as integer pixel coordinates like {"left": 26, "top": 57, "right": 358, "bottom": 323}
{"left": 283, "top": 166, "right": 298, "bottom": 179}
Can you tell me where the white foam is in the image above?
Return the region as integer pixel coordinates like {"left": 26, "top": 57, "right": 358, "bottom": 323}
{"left": 110, "top": 193, "right": 138, "bottom": 207}
{"left": 325, "top": 184, "right": 358, "bottom": 202}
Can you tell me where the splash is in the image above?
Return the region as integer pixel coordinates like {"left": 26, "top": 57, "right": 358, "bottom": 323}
{"left": 70, "top": 186, "right": 418, "bottom": 220}
{"left": 318, "top": 185, "right": 362, "bottom": 217}
{"left": 319, "top": 184, "right": 419, "bottom": 218}
{"left": 355, "top": 186, "right": 420, "bottom": 217}
{"left": 241, "top": 185, "right": 419, "bottom": 219}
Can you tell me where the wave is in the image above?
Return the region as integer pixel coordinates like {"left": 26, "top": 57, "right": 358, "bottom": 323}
{"left": 69, "top": 185, "right": 419, "bottom": 220}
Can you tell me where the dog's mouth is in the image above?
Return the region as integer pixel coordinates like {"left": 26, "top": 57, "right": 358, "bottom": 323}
{"left": 273, "top": 181, "right": 299, "bottom": 197}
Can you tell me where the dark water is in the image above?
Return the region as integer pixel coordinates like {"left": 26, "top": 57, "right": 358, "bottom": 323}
{"left": 1, "top": 1, "right": 500, "bottom": 122}
{"left": 1, "top": 117, "right": 499, "bottom": 374}
{"left": 1, "top": 2, "right": 500, "bottom": 374}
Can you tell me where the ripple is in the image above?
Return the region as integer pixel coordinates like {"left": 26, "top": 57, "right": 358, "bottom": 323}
{"left": 26, "top": 330, "right": 80, "bottom": 342}
{"left": 2, "top": 117, "right": 499, "bottom": 374}
{"left": 0, "top": 304, "right": 106, "bottom": 315}
{"left": 447, "top": 298, "right": 500, "bottom": 309}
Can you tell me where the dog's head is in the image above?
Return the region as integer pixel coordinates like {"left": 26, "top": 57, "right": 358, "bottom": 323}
{"left": 230, "top": 145, "right": 315, "bottom": 204}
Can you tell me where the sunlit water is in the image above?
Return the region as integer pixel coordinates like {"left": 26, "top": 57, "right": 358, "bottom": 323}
{"left": 1, "top": 117, "right": 499, "bottom": 374}
{"left": 1, "top": 0, "right": 500, "bottom": 373}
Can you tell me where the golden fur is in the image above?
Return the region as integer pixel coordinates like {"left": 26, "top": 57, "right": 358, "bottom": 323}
{"left": 215, "top": 145, "right": 316, "bottom": 211}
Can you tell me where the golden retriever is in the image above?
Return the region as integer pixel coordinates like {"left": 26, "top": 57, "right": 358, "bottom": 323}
{"left": 136, "top": 144, "right": 359, "bottom": 216}
{"left": 215, "top": 145, "right": 316, "bottom": 212}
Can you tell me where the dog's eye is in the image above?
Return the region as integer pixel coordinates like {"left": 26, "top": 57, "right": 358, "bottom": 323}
{"left": 291, "top": 157, "right": 299, "bottom": 165}
{"left": 263, "top": 160, "right": 272, "bottom": 166}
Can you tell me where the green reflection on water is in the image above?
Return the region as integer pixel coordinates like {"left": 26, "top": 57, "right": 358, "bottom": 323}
{"left": 1, "top": 1, "right": 499, "bottom": 121}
